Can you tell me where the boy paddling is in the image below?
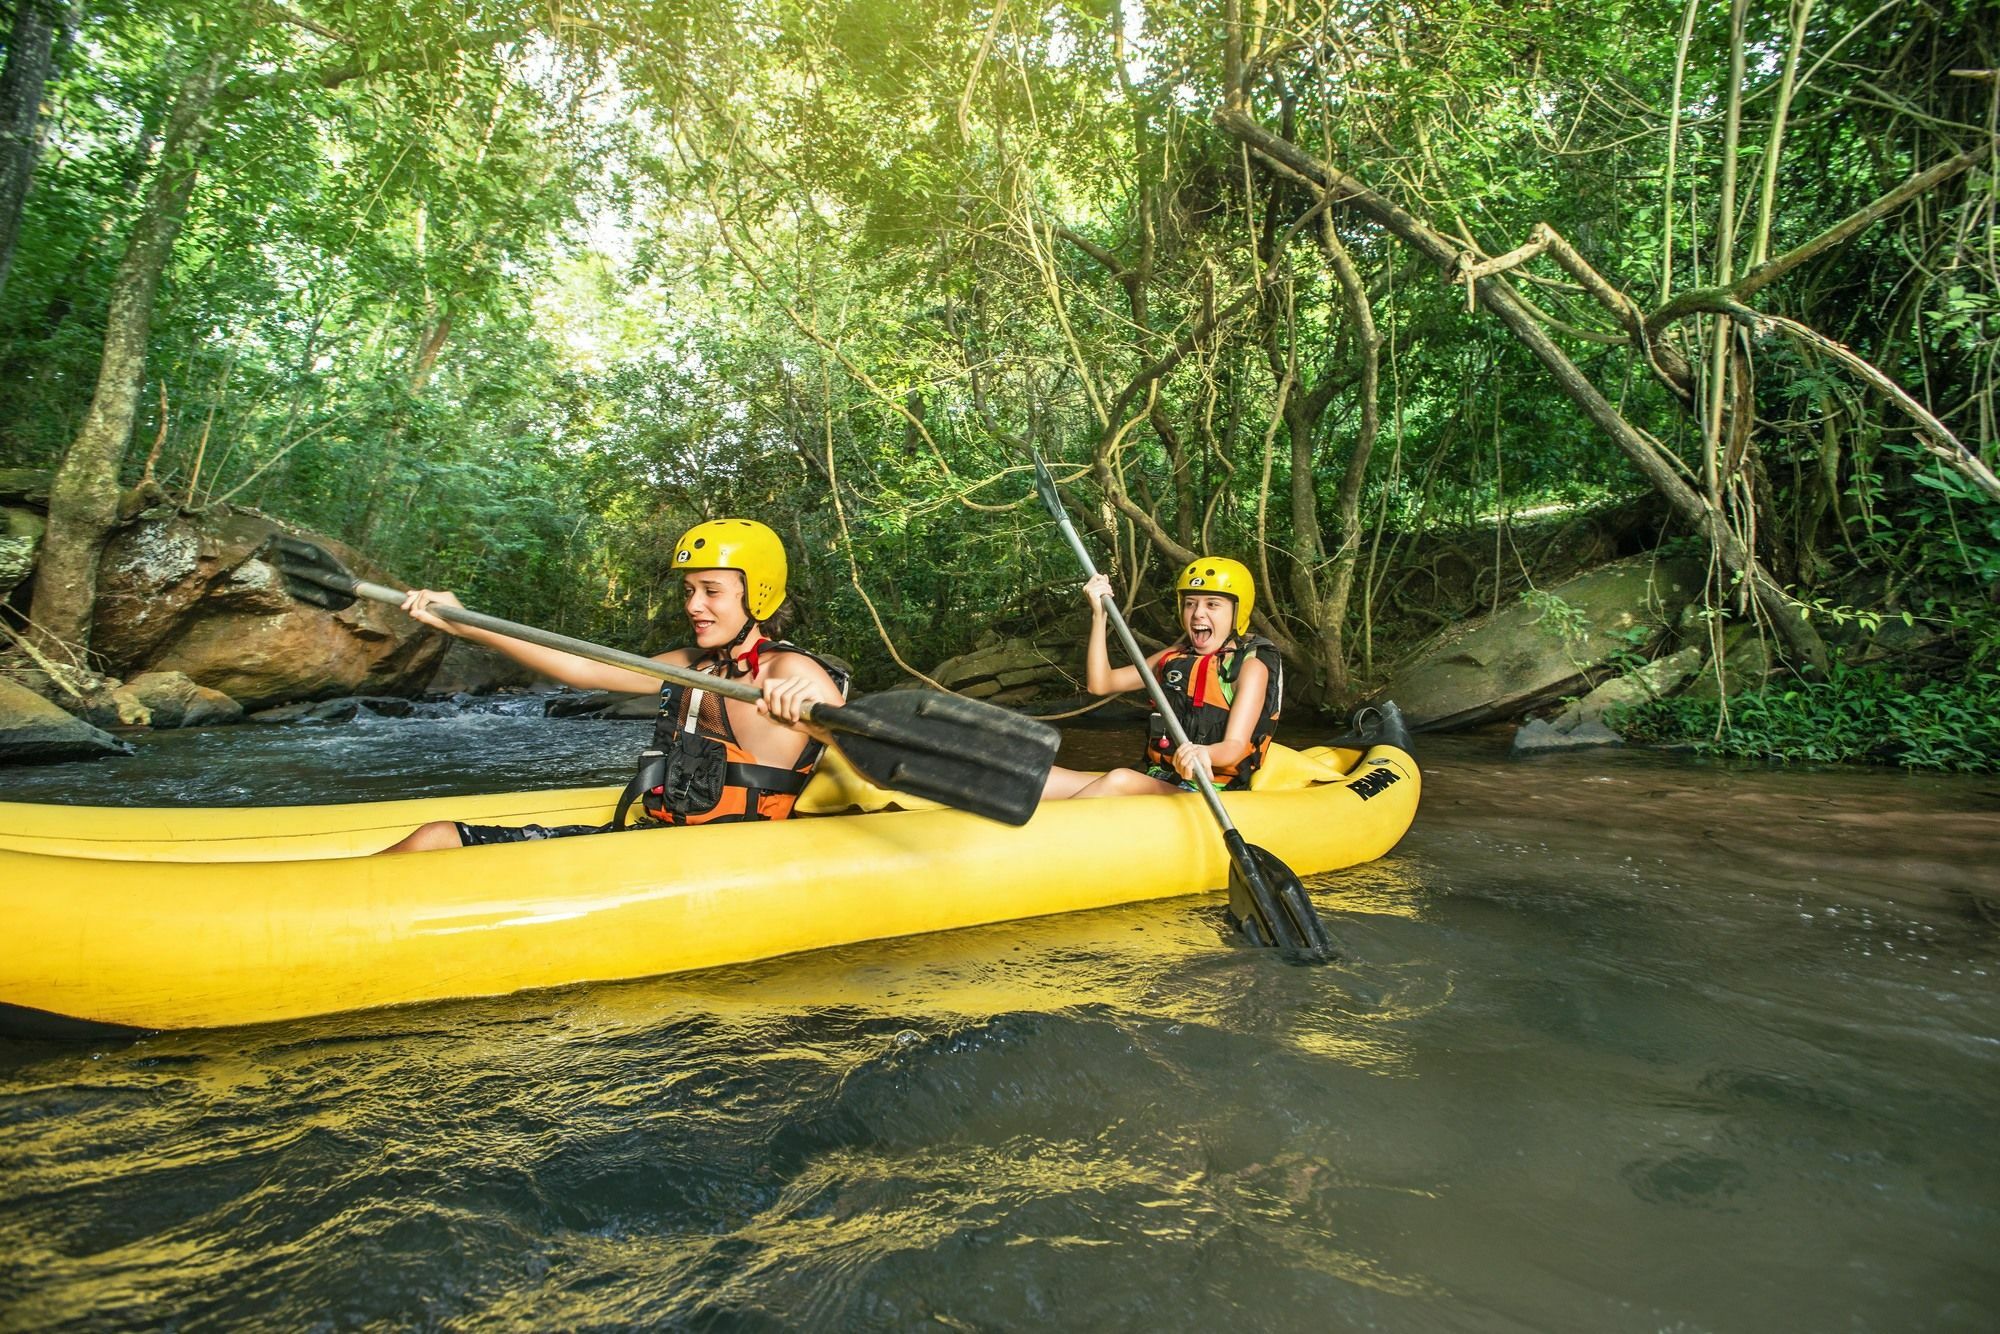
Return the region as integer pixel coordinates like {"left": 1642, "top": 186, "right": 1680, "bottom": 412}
{"left": 384, "top": 519, "right": 845, "bottom": 851}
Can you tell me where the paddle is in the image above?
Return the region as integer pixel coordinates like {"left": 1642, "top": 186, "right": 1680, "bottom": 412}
{"left": 1030, "top": 455, "right": 1337, "bottom": 961}
{"left": 260, "top": 534, "right": 1060, "bottom": 827}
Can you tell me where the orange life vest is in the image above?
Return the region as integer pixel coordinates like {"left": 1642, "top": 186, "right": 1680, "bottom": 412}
{"left": 614, "top": 642, "right": 849, "bottom": 827}
{"left": 1144, "top": 636, "right": 1283, "bottom": 789}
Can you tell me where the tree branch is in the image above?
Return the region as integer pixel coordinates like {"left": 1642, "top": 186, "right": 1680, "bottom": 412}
{"left": 1646, "top": 142, "right": 1993, "bottom": 336}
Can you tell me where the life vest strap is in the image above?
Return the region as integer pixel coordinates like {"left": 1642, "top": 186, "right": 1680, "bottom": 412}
{"left": 723, "top": 761, "right": 811, "bottom": 795}
{"left": 612, "top": 749, "right": 665, "bottom": 831}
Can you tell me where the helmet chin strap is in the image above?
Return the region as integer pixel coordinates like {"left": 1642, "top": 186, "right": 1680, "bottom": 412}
{"left": 703, "top": 609, "right": 761, "bottom": 677}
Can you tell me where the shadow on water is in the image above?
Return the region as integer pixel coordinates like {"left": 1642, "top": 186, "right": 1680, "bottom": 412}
{"left": 3, "top": 716, "right": 1998, "bottom": 1329}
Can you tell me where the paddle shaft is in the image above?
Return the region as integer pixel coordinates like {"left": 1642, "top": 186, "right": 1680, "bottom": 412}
{"left": 1039, "top": 499, "right": 1241, "bottom": 834}
{"left": 265, "top": 532, "right": 1058, "bottom": 826}
{"left": 336, "top": 576, "right": 781, "bottom": 713}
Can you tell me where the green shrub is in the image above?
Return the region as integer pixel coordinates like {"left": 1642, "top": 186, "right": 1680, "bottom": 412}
{"left": 1611, "top": 663, "right": 2000, "bottom": 773}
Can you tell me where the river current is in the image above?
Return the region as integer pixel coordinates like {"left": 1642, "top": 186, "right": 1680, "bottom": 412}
{"left": 1, "top": 708, "right": 1996, "bottom": 1330}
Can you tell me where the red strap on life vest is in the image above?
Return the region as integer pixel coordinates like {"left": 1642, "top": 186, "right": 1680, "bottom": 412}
{"left": 703, "top": 637, "right": 763, "bottom": 680}
{"left": 1190, "top": 651, "right": 1215, "bottom": 707}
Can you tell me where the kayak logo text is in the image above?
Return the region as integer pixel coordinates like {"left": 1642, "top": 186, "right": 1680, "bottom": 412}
{"left": 1349, "top": 766, "right": 1402, "bottom": 802}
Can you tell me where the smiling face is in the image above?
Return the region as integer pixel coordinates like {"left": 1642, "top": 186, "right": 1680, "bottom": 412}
{"left": 683, "top": 569, "right": 752, "bottom": 650}
{"left": 1180, "top": 593, "right": 1236, "bottom": 653}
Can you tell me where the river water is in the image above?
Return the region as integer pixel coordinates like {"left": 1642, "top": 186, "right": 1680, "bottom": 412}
{"left": 2, "top": 709, "right": 1996, "bottom": 1331}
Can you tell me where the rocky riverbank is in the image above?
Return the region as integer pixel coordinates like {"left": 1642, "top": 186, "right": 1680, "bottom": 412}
{"left": 1, "top": 475, "right": 544, "bottom": 762}
{"left": 0, "top": 474, "right": 1803, "bottom": 765}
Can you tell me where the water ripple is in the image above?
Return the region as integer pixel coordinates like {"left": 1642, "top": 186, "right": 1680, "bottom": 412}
{"left": 4, "top": 727, "right": 1999, "bottom": 1330}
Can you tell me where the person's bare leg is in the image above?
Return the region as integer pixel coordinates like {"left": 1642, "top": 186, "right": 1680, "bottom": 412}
{"left": 1072, "top": 767, "right": 1183, "bottom": 799}
{"left": 380, "top": 820, "right": 466, "bottom": 854}
{"left": 1041, "top": 765, "right": 1101, "bottom": 800}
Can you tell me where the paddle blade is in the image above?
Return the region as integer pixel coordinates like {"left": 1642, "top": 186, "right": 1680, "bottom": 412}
{"left": 1224, "top": 831, "right": 1336, "bottom": 963}
{"left": 814, "top": 689, "right": 1060, "bottom": 827}
{"left": 1031, "top": 450, "right": 1067, "bottom": 522}
{"left": 262, "top": 534, "right": 361, "bottom": 611}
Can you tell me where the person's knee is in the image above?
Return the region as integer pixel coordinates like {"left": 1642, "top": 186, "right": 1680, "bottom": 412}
{"left": 1101, "top": 768, "right": 1155, "bottom": 796}
{"left": 381, "top": 820, "right": 463, "bottom": 854}
{"left": 1076, "top": 767, "right": 1172, "bottom": 799}
{"left": 411, "top": 820, "right": 464, "bottom": 851}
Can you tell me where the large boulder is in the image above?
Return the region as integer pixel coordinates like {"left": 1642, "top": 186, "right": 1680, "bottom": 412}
{"left": 91, "top": 510, "right": 446, "bottom": 709}
{"left": 1509, "top": 644, "right": 1705, "bottom": 756}
{"left": 69, "top": 672, "right": 243, "bottom": 730}
{"left": 70, "top": 683, "right": 153, "bottom": 729}
{"left": 1680, "top": 625, "right": 1776, "bottom": 700}
{"left": 0, "top": 468, "right": 51, "bottom": 505}
{"left": 931, "top": 637, "right": 1076, "bottom": 704}
{"left": 426, "top": 638, "right": 551, "bottom": 695}
{"left": 125, "top": 671, "right": 245, "bottom": 728}
{"left": 1380, "top": 556, "right": 1705, "bottom": 730}
{"left": 0, "top": 676, "right": 129, "bottom": 762}
{"left": 1552, "top": 645, "right": 1705, "bottom": 730}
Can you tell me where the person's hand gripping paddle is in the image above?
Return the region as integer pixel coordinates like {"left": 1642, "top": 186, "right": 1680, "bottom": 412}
{"left": 263, "top": 534, "right": 1060, "bottom": 826}
{"left": 1030, "top": 455, "right": 1336, "bottom": 960}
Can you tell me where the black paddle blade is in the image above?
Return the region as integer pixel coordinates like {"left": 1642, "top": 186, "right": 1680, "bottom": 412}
{"left": 1224, "top": 831, "right": 1336, "bottom": 963}
{"left": 261, "top": 534, "right": 361, "bottom": 611}
{"left": 816, "top": 689, "right": 1061, "bottom": 827}
{"left": 1030, "top": 450, "right": 1067, "bottom": 521}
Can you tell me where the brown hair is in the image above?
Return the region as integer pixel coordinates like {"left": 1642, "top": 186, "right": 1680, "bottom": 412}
{"left": 755, "top": 595, "right": 798, "bottom": 642}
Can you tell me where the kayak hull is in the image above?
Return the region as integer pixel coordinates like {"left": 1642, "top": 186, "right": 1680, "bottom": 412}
{"left": 0, "top": 745, "right": 1418, "bottom": 1032}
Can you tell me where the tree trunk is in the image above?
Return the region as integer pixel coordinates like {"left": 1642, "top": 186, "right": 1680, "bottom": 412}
{"left": 1254, "top": 236, "right": 1374, "bottom": 706}
{"left": 0, "top": 0, "right": 66, "bottom": 302}
{"left": 27, "top": 48, "right": 232, "bottom": 655}
{"left": 1311, "top": 220, "right": 1381, "bottom": 701}
{"left": 354, "top": 309, "right": 452, "bottom": 550}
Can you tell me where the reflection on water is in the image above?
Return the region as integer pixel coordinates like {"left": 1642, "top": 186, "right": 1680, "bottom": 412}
{"left": 2, "top": 718, "right": 1998, "bottom": 1329}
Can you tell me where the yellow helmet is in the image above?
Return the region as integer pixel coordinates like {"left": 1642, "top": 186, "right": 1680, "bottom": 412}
{"left": 672, "top": 518, "right": 788, "bottom": 621}
{"left": 1175, "top": 555, "right": 1255, "bottom": 635}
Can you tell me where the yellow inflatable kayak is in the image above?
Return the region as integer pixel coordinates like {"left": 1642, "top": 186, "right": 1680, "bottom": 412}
{"left": 0, "top": 741, "right": 1418, "bottom": 1034}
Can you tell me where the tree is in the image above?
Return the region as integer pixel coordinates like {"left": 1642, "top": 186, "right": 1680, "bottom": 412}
{"left": 0, "top": 0, "right": 70, "bottom": 302}
{"left": 25, "top": 1, "right": 542, "bottom": 655}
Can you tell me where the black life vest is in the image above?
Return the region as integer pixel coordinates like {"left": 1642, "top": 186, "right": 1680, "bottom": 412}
{"left": 613, "top": 641, "right": 850, "bottom": 828}
{"left": 1144, "top": 635, "right": 1283, "bottom": 790}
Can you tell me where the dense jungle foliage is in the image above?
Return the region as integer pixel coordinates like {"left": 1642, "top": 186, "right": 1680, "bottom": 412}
{"left": 0, "top": 0, "right": 1994, "bottom": 756}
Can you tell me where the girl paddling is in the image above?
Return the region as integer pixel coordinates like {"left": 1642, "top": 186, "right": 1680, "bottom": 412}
{"left": 1043, "top": 556, "right": 1283, "bottom": 800}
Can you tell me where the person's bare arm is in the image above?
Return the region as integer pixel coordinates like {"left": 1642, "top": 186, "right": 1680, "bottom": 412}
{"left": 1080, "top": 573, "right": 1147, "bottom": 696}
{"left": 756, "top": 653, "right": 845, "bottom": 747}
{"left": 400, "top": 589, "right": 689, "bottom": 693}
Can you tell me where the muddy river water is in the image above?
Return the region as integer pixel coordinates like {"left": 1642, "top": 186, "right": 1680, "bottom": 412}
{"left": 1, "top": 712, "right": 1996, "bottom": 1330}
